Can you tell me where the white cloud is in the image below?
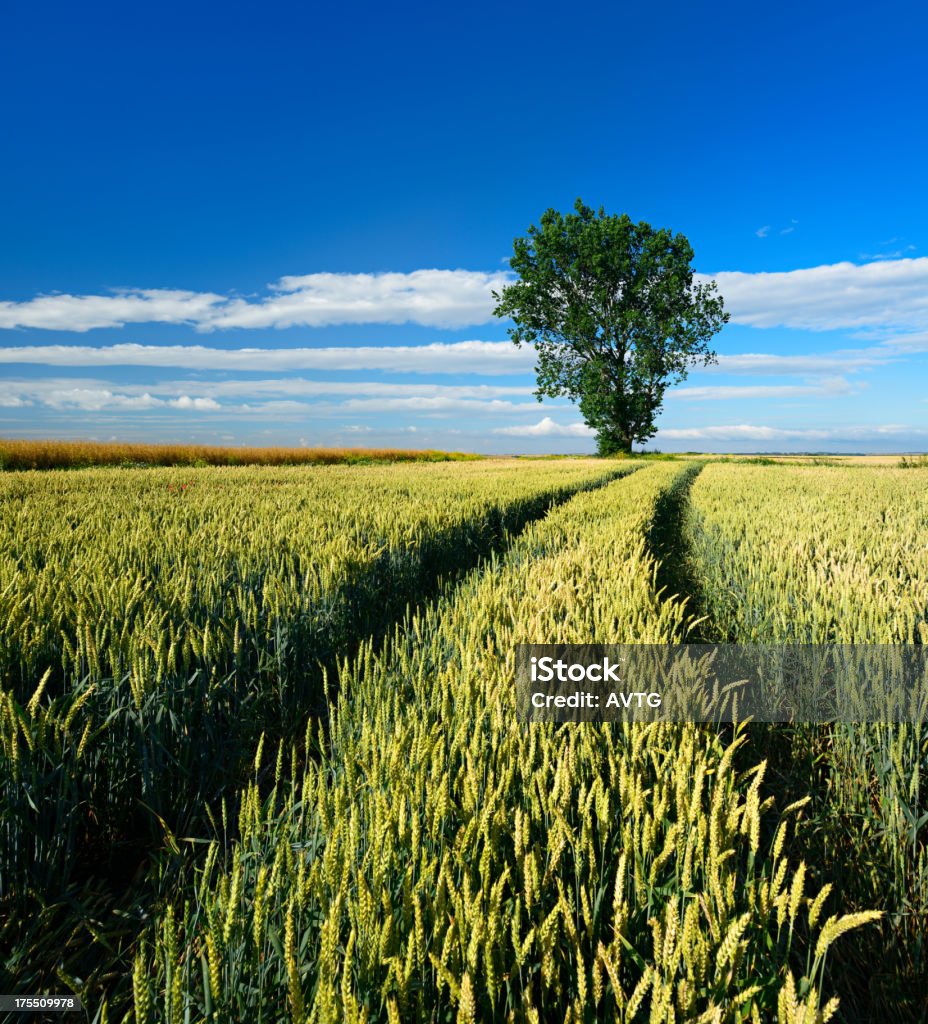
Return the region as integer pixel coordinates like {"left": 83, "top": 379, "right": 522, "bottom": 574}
{"left": 2, "top": 338, "right": 914, "bottom": 387}
{"left": 340, "top": 424, "right": 418, "bottom": 435}
{"left": 494, "top": 417, "right": 594, "bottom": 438}
{"left": 711, "top": 350, "right": 890, "bottom": 375}
{"left": 0, "top": 377, "right": 550, "bottom": 419}
{"left": 878, "top": 330, "right": 928, "bottom": 352}
{"left": 858, "top": 244, "right": 917, "bottom": 260}
{"left": 160, "top": 379, "right": 536, "bottom": 400}
{"left": 236, "top": 400, "right": 326, "bottom": 415}
{"left": 0, "top": 270, "right": 512, "bottom": 332}
{"left": 36, "top": 387, "right": 222, "bottom": 412}
{"left": 170, "top": 395, "right": 222, "bottom": 410}
{"left": 0, "top": 340, "right": 534, "bottom": 375}
{"left": 670, "top": 377, "right": 855, "bottom": 400}
{"left": 657, "top": 423, "right": 927, "bottom": 442}
{"left": 0, "top": 376, "right": 536, "bottom": 405}
{"left": 0, "top": 290, "right": 226, "bottom": 332}
{"left": 340, "top": 397, "right": 547, "bottom": 415}
{"left": 756, "top": 226, "right": 771, "bottom": 238}
{"left": 4, "top": 257, "right": 928, "bottom": 337}
{"left": 703, "top": 257, "right": 928, "bottom": 331}
{"left": 203, "top": 270, "right": 512, "bottom": 330}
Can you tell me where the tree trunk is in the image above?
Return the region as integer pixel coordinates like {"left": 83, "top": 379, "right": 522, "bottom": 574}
{"left": 594, "top": 426, "right": 633, "bottom": 456}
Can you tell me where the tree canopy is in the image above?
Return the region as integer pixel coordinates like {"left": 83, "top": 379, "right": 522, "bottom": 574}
{"left": 493, "top": 199, "right": 729, "bottom": 454}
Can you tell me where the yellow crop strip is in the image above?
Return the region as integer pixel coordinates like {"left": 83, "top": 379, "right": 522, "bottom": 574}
{"left": 0, "top": 437, "right": 484, "bottom": 470}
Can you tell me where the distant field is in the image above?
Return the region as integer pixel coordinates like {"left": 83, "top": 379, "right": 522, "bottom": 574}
{"left": 675, "top": 452, "right": 921, "bottom": 465}
{"left": 0, "top": 438, "right": 482, "bottom": 470}
{"left": 3, "top": 438, "right": 923, "bottom": 471}
{"left": 1, "top": 458, "right": 926, "bottom": 1021}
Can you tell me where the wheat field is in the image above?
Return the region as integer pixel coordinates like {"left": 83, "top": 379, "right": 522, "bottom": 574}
{"left": 1, "top": 458, "right": 925, "bottom": 1022}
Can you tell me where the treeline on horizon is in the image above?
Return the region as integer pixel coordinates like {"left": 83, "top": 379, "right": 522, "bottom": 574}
{"left": 0, "top": 438, "right": 484, "bottom": 470}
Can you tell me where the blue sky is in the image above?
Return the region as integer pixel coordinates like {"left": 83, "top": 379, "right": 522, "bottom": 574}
{"left": 2, "top": 0, "right": 926, "bottom": 453}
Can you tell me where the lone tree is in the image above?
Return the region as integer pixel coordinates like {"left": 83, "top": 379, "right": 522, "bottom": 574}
{"left": 492, "top": 199, "right": 729, "bottom": 455}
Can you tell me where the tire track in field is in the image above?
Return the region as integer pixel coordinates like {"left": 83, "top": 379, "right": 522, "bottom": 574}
{"left": 0, "top": 463, "right": 642, "bottom": 1014}
{"left": 301, "top": 463, "right": 641, "bottom": 724}
{"left": 641, "top": 460, "right": 709, "bottom": 639}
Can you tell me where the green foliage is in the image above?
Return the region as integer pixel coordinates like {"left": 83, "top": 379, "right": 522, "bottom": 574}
{"left": 493, "top": 199, "right": 729, "bottom": 453}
